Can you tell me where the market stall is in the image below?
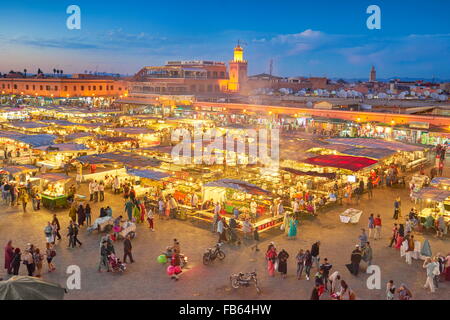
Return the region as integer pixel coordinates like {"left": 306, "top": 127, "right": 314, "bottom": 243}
{"left": 35, "top": 173, "right": 73, "bottom": 210}
{"left": 413, "top": 187, "right": 450, "bottom": 224}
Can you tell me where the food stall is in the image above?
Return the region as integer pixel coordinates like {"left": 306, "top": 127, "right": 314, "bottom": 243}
{"left": 34, "top": 143, "right": 91, "bottom": 170}
{"left": 413, "top": 187, "right": 450, "bottom": 224}
{"left": 35, "top": 173, "right": 73, "bottom": 210}
{"left": 0, "top": 165, "right": 39, "bottom": 183}
{"left": 126, "top": 168, "right": 173, "bottom": 197}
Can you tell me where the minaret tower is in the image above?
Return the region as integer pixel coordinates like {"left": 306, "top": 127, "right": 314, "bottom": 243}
{"left": 228, "top": 43, "right": 248, "bottom": 92}
{"left": 369, "top": 65, "right": 376, "bottom": 82}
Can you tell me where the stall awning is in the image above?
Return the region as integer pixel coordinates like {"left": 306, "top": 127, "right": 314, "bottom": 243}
{"left": 9, "top": 121, "right": 50, "bottom": 129}
{"left": 412, "top": 187, "right": 450, "bottom": 202}
{"left": 12, "top": 134, "right": 57, "bottom": 147}
{"left": 65, "top": 132, "right": 93, "bottom": 141}
{"left": 341, "top": 147, "right": 396, "bottom": 160}
{"left": 325, "top": 138, "right": 424, "bottom": 152}
{"left": 39, "top": 120, "right": 77, "bottom": 127}
{"left": 0, "top": 165, "right": 38, "bottom": 175}
{"left": 204, "top": 179, "right": 271, "bottom": 196}
{"left": 111, "top": 127, "right": 155, "bottom": 135}
{"left": 97, "top": 136, "right": 136, "bottom": 143}
{"left": 430, "top": 177, "right": 450, "bottom": 189}
{"left": 35, "top": 143, "right": 89, "bottom": 152}
{"left": 302, "top": 155, "right": 378, "bottom": 172}
{"left": 127, "top": 168, "right": 172, "bottom": 181}
{"left": 76, "top": 152, "right": 162, "bottom": 168}
{"left": 36, "top": 173, "right": 72, "bottom": 182}
{"left": 281, "top": 167, "right": 336, "bottom": 179}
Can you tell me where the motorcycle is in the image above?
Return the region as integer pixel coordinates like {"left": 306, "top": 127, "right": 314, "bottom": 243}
{"left": 203, "top": 242, "right": 226, "bottom": 265}
{"left": 230, "top": 271, "right": 261, "bottom": 294}
{"left": 163, "top": 247, "right": 188, "bottom": 268}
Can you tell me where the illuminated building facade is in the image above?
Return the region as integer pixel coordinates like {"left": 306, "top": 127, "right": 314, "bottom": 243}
{"left": 0, "top": 74, "right": 129, "bottom": 98}
{"left": 130, "top": 45, "right": 249, "bottom": 96}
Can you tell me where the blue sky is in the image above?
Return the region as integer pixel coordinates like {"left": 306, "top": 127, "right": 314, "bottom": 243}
{"left": 0, "top": 0, "right": 449, "bottom": 79}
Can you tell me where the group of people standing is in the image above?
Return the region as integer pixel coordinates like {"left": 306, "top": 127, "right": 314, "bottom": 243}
{"left": 4, "top": 241, "right": 56, "bottom": 277}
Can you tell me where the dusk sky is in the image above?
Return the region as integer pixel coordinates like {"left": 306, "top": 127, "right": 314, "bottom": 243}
{"left": 1, "top": 0, "right": 450, "bottom": 79}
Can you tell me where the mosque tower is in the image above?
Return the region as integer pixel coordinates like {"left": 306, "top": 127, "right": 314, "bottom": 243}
{"left": 369, "top": 65, "right": 376, "bottom": 82}
{"left": 228, "top": 44, "right": 248, "bottom": 92}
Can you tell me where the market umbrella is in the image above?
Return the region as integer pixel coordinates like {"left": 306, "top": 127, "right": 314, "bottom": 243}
{"left": 0, "top": 276, "right": 66, "bottom": 300}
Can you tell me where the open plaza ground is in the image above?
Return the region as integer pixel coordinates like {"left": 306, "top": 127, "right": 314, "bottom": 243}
{"left": 1, "top": 160, "right": 449, "bottom": 300}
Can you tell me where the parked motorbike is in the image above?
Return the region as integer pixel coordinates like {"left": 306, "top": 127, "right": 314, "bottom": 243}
{"left": 230, "top": 271, "right": 261, "bottom": 294}
{"left": 203, "top": 242, "right": 226, "bottom": 265}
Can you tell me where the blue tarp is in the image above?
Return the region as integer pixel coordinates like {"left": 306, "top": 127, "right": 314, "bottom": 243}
{"left": 40, "top": 120, "right": 77, "bottom": 127}
{"left": 412, "top": 187, "right": 450, "bottom": 202}
{"left": 341, "top": 147, "right": 396, "bottom": 159}
{"left": 35, "top": 144, "right": 89, "bottom": 152}
{"left": 112, "top": 127, "right": 155, "bottom": 135}
{"left": 430, "top": 177, "right": 450, "bottom": 189}
{"left": 0, "top": 165, "right": 38, "bottom": 175}
{"left": 15, "top": 134, "right": 57, "bottom": 147}
{"left": 204, "top": 179, "right": 271, "bottom": 196}
{"left": 76, "top": 152, "right": 162, "bottom": 168}
{"left": 127, "top": 168, "right": 172, "bottom": 181}
{"left": 325, "top": 138, "right": 424, "bottom": 152}
{"left": 9, "top": 122, "right": 50, "bottom": 129}
{"left": 65, "top": 132, "right": 93, "bottom": 141}
{"left": 36, "top": 173, "right": 72, "bottom": 182}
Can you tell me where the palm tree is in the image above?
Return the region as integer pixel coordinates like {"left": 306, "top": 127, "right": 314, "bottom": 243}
{"left": 23, "top": 69, "right": 27, "bottom": 78}
{"left": 53, "top": 68, "right": 56, "bottom": 77}
{"left": 60, "top": 70, "right": 63, "bottom": 76}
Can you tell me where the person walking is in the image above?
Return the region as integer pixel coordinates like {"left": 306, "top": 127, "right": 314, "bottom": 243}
{"left": 10, "top": 248, "right": 21, "bottom": 275}
{"left": 4, "top": 240, "right": 14, "bottom": 275}
{"left": 405, "top": 235, "right": 415, "bottom": 265}
{"left": 310, "top": 284, "right": 321, "bottom": 300}
{"left": 296, "top": 249, "right": 306, "bottom": 280}
{"left": 125, "top": 199, "right": 134, "bottom": 221}
{"left": 98, "top": 241, "right": 110, "bottom": 272}
{"left": 147, "top": 207, "right": 155, "bottom": 231}
{"left": 304, "top": 249, "right": 313, "bottom": 280}
{"left": 368, "top": 214, "right": 375, "bottom": 239}
{"left": 374, "top": 214, "right": 382, "bottom": 240}
{"left": 277, "top": 249, "right": 289, "bottom": 279}
{"left": 423, "top": 257, "right": 438, "bottom": 293}
{"left": 99, "top": 181, "right": 105, "bottom": 201}
{"left": 367, "top": 179, "right": 373, "bottom": 199}
{"left": 68, "top": 203, "right": 77, "bottom": 223}
{"left": 328, "top": 271, "right": 341, "bottom": 295}
{"left": 288, "top": 217, "right": 298, "bottom": 240}
{"left": 265, "top": 244, "right": 277, "bottom": 277}
{"left": 89, "top": 180, "right": 95, "bottom": 201}
{"left": 22, "top": 248, "right": 35, "bottom": 276}
{"left": 45, "top": 243, "right": 56, "bottom": 272}
{"left": 349, "top": 245, "right": 362, "bottom": 276}
{"left": 320, "top": 258, "right": 333, "bottom": 290}
{"left": 85, "top": 204, "right": 92, "bottom": 226}
{"left": 359, "top": 229, "right": 368, "bottom": 248}
{"left": 337, "top": 280, "right": 356, "bottom": 300}
{"left": 73, "top": 223, "right": 82, "bottom": 247}
{"left": 44, "top": 222, "right": 54, "bottom": 244}
{"left": 388, "top": 223, "right": 398, "bottom": 247}
{"left": 123, "top": 234, "right": 134, "bottom": 263}
{"left": 311, "top": 241, "right": 320, "bottom": 270}
{"left": 77, "top": 204, "right": 86, "bottom": 227}
{"left": 20, "top": 190, "right": 29, "bottom": 212}
{"left": 33, "top": 248, "right": 44, "bottom": 278}
{"left": 362, "top": 242, "right": 373, "bottom": 267}
{"left": 386, "top": 280, "right": 396, "bottom": 300}
{"left": 52, "top": 214, "right": 61, "bottom": 241}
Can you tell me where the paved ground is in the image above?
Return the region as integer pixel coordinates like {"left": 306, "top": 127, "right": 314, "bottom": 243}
{"left": 1, "top": 164, "right": 449, "bottom": 300}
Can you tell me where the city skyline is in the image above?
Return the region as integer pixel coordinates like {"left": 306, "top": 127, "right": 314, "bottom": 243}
{"left": 0, "top": 0, "right": 450, "bottom": 79}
